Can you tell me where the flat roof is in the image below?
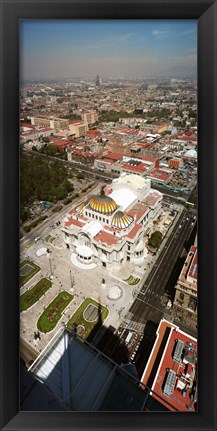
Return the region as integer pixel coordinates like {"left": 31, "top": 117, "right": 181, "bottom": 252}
{"left": 127, "top": 202, "right": 149, "bottom": 221}
{"left": 120, "top": 162, "right": 148, "bottom": 173}
{"left": 148, "top": 169, "right": 171, "bottom": 181}
{"left": 143, "top": 191, "right": 162, "bottom": 207}
{"left": 94, "top": 230, "right": 119, "bottom": 246}
{"left": 110, "top": 188, "right": 137, "bottom": 211}
{"left": 141, "top": 319, "right": 197, "bottom": 412}
{"left": 125, "top": 223, "right": 143, "bottom": 240}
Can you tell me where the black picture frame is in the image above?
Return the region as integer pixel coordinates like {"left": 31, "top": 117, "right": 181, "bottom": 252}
{"left": 1, "top": 0, "right": 217, "bottom": 430}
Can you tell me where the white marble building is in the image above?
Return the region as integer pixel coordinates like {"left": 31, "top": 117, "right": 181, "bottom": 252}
{"left": 61, "top": 173, "right": 162, "bottom": 269}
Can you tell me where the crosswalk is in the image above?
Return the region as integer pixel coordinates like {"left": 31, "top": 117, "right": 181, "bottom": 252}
{"left": 121, "top": 319, "right": 146, "bottom": 333}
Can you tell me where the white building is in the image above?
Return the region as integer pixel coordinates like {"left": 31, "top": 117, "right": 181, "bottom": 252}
{"left": 61, "top": 174, "right": 162, "bottom": 269}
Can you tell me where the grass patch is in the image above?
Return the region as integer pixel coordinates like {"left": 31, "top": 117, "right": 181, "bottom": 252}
{"left": 123, "top": 275, "right": 140, "bottom": 285}
{"left": 20, "top": 259, "right": 40, "bottom": 286}
{"left": 67, "top": 297, "right": 109, "bottom": 340}
{"left": 20, "top": 278, "right": 52, "bottom": 311}
{"left": 37, "top": 291, "right": 73, "bottom": 333}
{"left": 128, "top": 277, "right": 140, "bottom": 285}
{"left": 45, "top": 235, "right": 55, "bottom": 243}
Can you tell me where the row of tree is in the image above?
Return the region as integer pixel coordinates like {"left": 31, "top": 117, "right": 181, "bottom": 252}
{"left": 98, "top": 108, "right": 171, "bottom": 123}
{"left": 33, "top": 144, "right": 68, "bottom": 160}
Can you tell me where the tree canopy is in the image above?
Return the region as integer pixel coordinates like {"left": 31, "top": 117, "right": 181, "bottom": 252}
{"left": 148, "top": 230, "right": 163, "bottom": 249}
{"left": 20, "top": 153, "right": 74, "bottom": 220}
{"left": 98, "top": 108, "right": 171, "bottom": 123}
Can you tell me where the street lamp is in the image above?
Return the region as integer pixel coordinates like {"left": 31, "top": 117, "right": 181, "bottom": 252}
{"left": 70, "top": 270, "right": 75, "bottom": 290}
{"left": 49, "top": 257, "right": 52, "bottom": 276}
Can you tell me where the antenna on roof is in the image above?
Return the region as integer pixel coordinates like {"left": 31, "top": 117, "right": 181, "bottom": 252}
{"left": 100, "top": 186, "right": 105, "bottom": 196}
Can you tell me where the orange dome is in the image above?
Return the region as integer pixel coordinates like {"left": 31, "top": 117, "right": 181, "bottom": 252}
{"left": 111, "top": 211, "right": 134, "bottom": 229}
{"left": 76, "top": 203, "right": 85, "bottom": 214}
{"left": 89, "top": 195, "right": 117, "bottom": 214}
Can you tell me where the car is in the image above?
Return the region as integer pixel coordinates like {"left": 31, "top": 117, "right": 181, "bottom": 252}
{"left": 34, "top": 236, "right": 41, "bottom": 242}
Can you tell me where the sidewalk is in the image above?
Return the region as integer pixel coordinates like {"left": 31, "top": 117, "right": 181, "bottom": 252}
{"left": 20, "top": 200, "right": 186, "bottom": 353}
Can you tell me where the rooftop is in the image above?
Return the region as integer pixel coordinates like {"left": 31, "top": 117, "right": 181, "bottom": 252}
{"left": 141, "top": 319, "right": 197, "bottom": 412}
{"left": 113, "top": 173, "right": 149, "bottom": 189}
{"left": 110, "top": 188, "right": 137, "bottom": 211}
{"left": 127, "top": 202, "right": 149, "bottom": 222}
{"left": 120, "top": 162, "right": 148, "bottom": 174}
{"left": 102, "top": 151, "right": 123, "bottom": 161}
{"left": 148, "top": 169, "right": 172, "bottom": 182}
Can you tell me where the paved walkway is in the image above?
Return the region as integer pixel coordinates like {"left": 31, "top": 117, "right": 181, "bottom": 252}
{"left": 20, "top": 201, "right": 184, "bottom": 353}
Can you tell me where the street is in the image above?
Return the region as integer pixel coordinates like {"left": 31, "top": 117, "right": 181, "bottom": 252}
{"left": 124, "top": 208, "right": 197, "bottom": 326}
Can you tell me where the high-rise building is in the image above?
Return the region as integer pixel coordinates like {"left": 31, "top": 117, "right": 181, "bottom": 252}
{"left": 96, "top": 74, "right": 100, "bottom": 86}
{"left": 27, "top": 327, "right": 178, "bottom": 411}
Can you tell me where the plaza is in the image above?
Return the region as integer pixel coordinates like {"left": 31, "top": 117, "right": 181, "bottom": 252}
{"left": 20, "top": 182, "right": 182, "bottom": 355}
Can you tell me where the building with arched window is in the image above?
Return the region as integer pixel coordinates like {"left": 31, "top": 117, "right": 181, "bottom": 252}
{"left": 61, "top": 173, "right": 162, "bottom": 269}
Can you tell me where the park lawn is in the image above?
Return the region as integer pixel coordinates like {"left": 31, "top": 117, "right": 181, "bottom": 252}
{"left": 37, "top": 291, "right": 73, "bottom": 333}
{"left": 67, "top": 297, "right": 109, "bottom": 340}
{"left": 20, "top": 278, "right": 52, "bottom": 312}
{"left": 20, "top": 259, "right": 40, "bottom": 286}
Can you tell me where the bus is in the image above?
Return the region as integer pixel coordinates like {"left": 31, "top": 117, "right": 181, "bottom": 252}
{"left": 185, "top": 201, "right": 195, "bottom": 207}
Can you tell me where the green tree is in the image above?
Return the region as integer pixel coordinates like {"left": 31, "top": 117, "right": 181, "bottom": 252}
{"left": 55, "top": 185, "right": 66, "bottom": 201}
{"left": 42, "top": 136, "right": 50, "bottom": 143}
{"left": 20, "top": 153, "right": 73, "bottom": 217}
{"left": 20, "top": 206, "right": 30, "bottom": 222}
{"left": 77, "top": 173, "right": 85, "bottom": 180}
{"left": 148, "top": 231, "right": 163, "bottom": 249}
{"left": 44, "top": 144, "right": 58, "bottom": 157}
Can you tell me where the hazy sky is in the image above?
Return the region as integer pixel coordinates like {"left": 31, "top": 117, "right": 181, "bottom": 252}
{"left": 20, "top": 20, "right": 197, "bottom": 80}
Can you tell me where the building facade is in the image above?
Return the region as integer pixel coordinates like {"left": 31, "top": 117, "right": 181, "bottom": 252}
{"left": 81, "top": 111, "right": 99, "bottom": 125}
{"left": 173, "top": 246, "right": 197, "bottom": 329}
{"left": 61, "top": 173, "right": 162, "bottom": 269}
{"left": 31, "top": 116, "right": 69, "bottom": 131}
{"left": 68, "top": 120, "right": 89, "bottom": 137}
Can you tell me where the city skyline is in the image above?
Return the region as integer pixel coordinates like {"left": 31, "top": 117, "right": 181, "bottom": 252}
{"left": 20, "top": 20, "right": 197, "bottom": 80}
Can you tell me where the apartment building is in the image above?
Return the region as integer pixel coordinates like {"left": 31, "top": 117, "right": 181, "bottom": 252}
{"left": 31, "top": 116, "right": 69, "bottom": 131}
{"left": 173, "top": 246, "right": 197, "bottom": 329}
{"left": 81, "top": 111, "right": 98, "bottom": 125}
{"left": 68, "top": 120, "right": 89, "bottom": 137}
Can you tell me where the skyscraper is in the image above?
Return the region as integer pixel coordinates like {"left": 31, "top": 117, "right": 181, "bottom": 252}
{"left": 95, "top": 74, "right": 100, "bottom": 86}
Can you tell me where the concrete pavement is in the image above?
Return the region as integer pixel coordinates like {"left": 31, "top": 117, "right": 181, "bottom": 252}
{"left": 20, "top": 199, "right": 184, "bottom": 353}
